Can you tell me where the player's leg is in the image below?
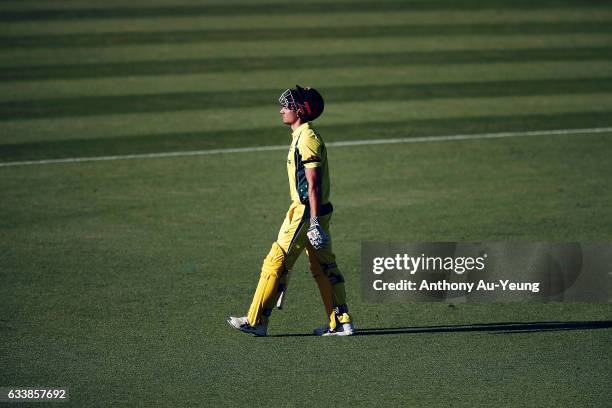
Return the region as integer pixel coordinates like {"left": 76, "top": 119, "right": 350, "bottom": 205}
{"left": 229, "top": 203, "right": 308, "bottom": 335}
{"left": 229, "top": 239, "right": 287, "bottom": 336}
{"left": 309, "top": 213, "right": 354, "bottom": 335}
{"left": 245, "top": 241, "right": 287, "bottom": 327}
{"left": 273, "top": 203, "right": 311, "bottom": 310}
{"left": 306, "top": 248, "right": 333, "bottom": 318}
{"left": 309, "top": 250, "right": 351, "bottom": 332}
{"left": 274, "top": 211, "right": 295, "bottom": 310}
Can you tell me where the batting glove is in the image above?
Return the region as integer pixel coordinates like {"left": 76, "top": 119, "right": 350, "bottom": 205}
{"left": 307, "top": 217, "right": 329, "bottom": 250}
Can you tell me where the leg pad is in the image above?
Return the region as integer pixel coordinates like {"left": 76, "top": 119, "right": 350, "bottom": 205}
{"left": 247, "top": 242, "right": 286, "bottom": 326}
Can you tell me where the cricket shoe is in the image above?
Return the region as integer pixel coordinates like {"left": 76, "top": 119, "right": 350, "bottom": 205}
{"left": 314, "top": 313, "right": 355, "bottom": 336}
{"left": 227, "top": 316, "right": 267, "bottom": 337}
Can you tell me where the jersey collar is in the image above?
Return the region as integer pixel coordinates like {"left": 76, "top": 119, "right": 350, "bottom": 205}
{"left": 291, "top": 122, "right": 311, "bottom": 139}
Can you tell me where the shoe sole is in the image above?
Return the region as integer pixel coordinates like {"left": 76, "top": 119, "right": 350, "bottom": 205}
{"left": 321, "top": 330, "right": 354, "bottom": 336}
{"left": 227, "top": 317, "right": 242, "bottom": 330}
{"left": 226, "top": 318, "right": 267, "bottom": 337}
{"left": 314, "top": 323, "right": 355, "bottom": 336}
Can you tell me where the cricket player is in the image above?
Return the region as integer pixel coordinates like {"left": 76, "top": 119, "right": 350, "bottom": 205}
{"left": 227, "top": 85, "right": 354, "bottom": 336}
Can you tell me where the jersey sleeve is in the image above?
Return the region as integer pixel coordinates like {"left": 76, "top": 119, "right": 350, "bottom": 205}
{"left": 298, "top": 131, "right": 323, "bottom": 169}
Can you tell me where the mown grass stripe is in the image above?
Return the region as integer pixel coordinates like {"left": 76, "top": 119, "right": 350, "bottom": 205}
{"left": 3, "top": 61, "right": 612, "bottom": 103}
{"left": 2, "top": 47, "right": 610, "bottom": 82}
{"left": 1, "top": 126, "right": 610, "bottom": 168}
{"left": 2, "top": 34, "right": 610, "bottom": 68}
{"left": 2, "top": 111, "right": 611, "bottom": 163}
{"left": 3, "top": 9, "right": 612, "bottom": 36}
{"left": 3, "top": 22, "right": 612, "bottom": 49}
{"left": 3, "top": 78, "right": 612, "bottom": 121}
{"left": 1, "top": 93, "right": 611, "bottom": 144}
{"left": 0, "top": 0, "right": 604, "bottom": 22}
{"left": 0, "top": 0, "right": 326, "bottom": 12}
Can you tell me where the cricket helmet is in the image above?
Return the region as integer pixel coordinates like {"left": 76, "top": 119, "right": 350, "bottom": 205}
{"left": 278, "top": 85, "right": 324, "bottom": 121}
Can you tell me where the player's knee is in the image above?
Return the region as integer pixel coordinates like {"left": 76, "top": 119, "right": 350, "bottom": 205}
{"left": 261, "top": 242, "right": 286, "bottom": 279}
{"left": 265, "top": 242, "right": 285, "bottom": 263}
{"left": 321, "top": 262, "right": 342, "bottom": 280}
{"left": 327, "top": 273, "right": 345, "bottom": 286}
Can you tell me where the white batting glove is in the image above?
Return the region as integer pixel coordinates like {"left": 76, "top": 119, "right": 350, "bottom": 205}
{"left": 307, "top": 217, "right": 329, "bottom": 250}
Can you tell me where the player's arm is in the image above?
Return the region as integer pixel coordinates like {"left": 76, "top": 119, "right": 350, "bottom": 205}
{"left": 301, "top": 133, "right": 328, "bottom": 249}
{"left": 305, "top": 167, "right": 321, "bottom": 218}
{"left": 305, "top": 167, "right": 328, "bottom": 249}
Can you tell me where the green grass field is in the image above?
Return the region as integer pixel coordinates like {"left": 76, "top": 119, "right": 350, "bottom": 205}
{"left": 1, "top": 1, "right": 611, "bottom": 406}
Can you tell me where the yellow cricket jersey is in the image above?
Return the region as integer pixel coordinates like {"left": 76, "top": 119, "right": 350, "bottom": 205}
{"left": 286, "top": 122, "right": 330, "bottom": 205}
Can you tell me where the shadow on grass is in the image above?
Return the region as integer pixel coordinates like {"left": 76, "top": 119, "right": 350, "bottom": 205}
{"left": 269, "top": 320, "right": 612, "bottom": 337}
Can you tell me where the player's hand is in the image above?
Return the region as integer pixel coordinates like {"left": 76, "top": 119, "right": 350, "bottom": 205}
{"left": 307, "top": 217, "right": 329, "bottom": 250}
